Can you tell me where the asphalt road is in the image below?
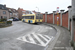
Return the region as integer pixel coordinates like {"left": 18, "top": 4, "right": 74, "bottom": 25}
{"left": 0, "top": 21, "right": 57, "bottom": 50}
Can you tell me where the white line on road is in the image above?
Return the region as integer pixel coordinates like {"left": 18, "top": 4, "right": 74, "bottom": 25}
{"left": 37, "top": 34, "right": 48, "bottom": 41}
{"left": 32, "top": 33, "right": 45, "bottom": 46}
{"left": 22, "top": 36, "right": 28, "bottom": 42}
{"left": 17, "top": 33, "right": 54, "bottom": 47}
{"left": 44, "top": 35, "right": 51, "bottom": 40}
{"left": 28, "top": 34, "right": 36, "bottom": 44}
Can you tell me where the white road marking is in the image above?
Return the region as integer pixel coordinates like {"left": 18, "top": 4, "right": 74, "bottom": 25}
{"left": 54, "top": 47, "right": 65, "bottom": 49}
{"left": 22, "top": 36, "right": 28, "bottom": 42}
{"left": 45, "top": 35, "right": 53, "bottom": 46}
{"left": 17, "top": 33, "right": 54, "bottom": 47}
{"left": 37, "top": 34, "right": 48, "bottom": 41}
{"left": 32, "top": 33, "right": 45, "bottom": 46}
{"left": 44, "top": 35, "right": 51, "bottom": 40}
{"left": 28, "top": 34, "right": 36, "bottom": 44}
{"left": 46, "top": 27, "right": 53, "bottom": 29}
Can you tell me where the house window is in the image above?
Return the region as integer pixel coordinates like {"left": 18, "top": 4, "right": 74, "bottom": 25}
{"left": 10, "top": 13, "right": 13, "bottom": 15}
{"left": 13, "top": 10, "right": 15, "bottom": 12}
{"left": 9, "top": 9, "right": 11, "bottom": 11}
{"left": 3, "top": 11, "right": 6, "bottom": 14}
{"left": 4, "top": 16, "right": 7, "bottom": 19}
{"left": 15, "top": 14, "right": 17, "bottom": 16}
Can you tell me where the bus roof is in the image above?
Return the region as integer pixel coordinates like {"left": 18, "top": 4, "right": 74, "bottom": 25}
{"left": 22, "top": 14, "right": 35, "bottom": 16}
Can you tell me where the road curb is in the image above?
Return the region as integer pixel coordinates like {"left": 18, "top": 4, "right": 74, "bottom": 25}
{"left": 43, "top": 23, "right": 61, "bottom": 50}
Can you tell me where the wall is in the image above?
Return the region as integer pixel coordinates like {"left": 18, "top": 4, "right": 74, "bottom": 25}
{"left": 62, "top": 11, "right": 68, "bottom": 28}
{"left": 43, "top": 11, "right": 68, "bottom": 28}
{"left": 54, "top": 14, "right": 60, "bottom": 25}
{"left": 43, "top": 14, "right": 45, "bottom": 22}
{"left": 18, "top": 8, "right": 22, "bottom": 19}
{"left": 47, "top": 14, "right": 53, "bottom": 23}
{"left": 43, "top": 11, "right": 75, "bottom": 42}
{"left": 0, "top": 9, "right": 9, "bottom": 19}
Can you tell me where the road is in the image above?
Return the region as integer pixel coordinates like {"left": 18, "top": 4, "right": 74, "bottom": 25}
{"left": 0, "top": 21, "right": 57, "bottom": 50}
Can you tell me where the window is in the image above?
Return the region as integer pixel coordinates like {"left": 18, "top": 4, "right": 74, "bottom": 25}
{"left": 13, "top": 10, "right": 15, "bottom": 12}
{"left": 15, "top": 14, "right": 17, "bottom": 16}
{"left": 36, "top": 14, "right": 43, "bottom": 19}
{"left": 3, "top": 11, "right": 6, "bottom": 14}
{"left": 9, "top": 9, "right": 11, "bottom": 11}
{"left": 24, "top": 16, "right": 34, "bottom": 19}
{"left": 10, "top": 13, "right": 13, "bottom": 15}
{"left": 2, "top": 7, "right": 4, "bottom": 9}
{"left": 4, "top": 16, "right": 7, "bottom": 19}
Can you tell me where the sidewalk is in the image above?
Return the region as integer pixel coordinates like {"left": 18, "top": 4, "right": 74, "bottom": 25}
{"left": 43, "top": 23, "right": 73, "bottom": 50}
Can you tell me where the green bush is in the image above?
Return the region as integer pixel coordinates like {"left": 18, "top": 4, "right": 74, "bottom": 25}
{"left": 0, "top": 19, "right": 1, "bottom": 22}
{"left": 7, "top": 21, "right": 12, "bottom": 24}
{"left": 1, "top": 19, "right": 7, "bottom": 21}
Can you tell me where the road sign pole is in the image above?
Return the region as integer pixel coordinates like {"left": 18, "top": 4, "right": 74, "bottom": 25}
{"left": 56, "top": 7, "right": 59, "bottom": 26}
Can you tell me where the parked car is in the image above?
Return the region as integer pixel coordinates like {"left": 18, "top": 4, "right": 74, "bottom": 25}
{"left": 13, "top": 18, "right": 19, "bottom": 21}
{"left": 7, "top": 18, "right": 13, "bottom": 21}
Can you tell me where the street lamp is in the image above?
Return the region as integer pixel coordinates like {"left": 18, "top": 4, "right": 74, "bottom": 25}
{"left": 36, "top": 7, "right": 39, "bottom": 12}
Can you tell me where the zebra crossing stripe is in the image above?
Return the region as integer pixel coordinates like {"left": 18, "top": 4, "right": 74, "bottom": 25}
{"left": 37, "top": 34, "right": 49, "bottom": 41}
{"left": 22, "top": 36, "right": 28, "bottom": 42}
{"left": 17, "top": 33, "right": 54, "bottom": 47}
{"left": 32, "top": 33, "right": 45, "bottom": 46}
{"left": 44, "top": 35, "right": 51, "bottom": 40}
{"left": 28, "top": 34, "right": 36, "bottom": 44}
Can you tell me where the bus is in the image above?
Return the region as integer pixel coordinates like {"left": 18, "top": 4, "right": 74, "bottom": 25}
{"left": 22, "top": 13, "right": 43, "bottom": 24}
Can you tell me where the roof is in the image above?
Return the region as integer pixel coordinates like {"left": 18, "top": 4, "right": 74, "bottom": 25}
{"left": 7, "top": 7, "right": 18, "bottom": 13}
{"left": 0, "top": 4, "right": 7, "bottom": 10}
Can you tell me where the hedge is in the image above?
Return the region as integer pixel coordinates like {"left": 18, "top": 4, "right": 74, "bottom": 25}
{"left": 0, "top": 19, "right": 7, "bottom": 22}
{"left": 7, "top": 21, "right": 12, "bottom": 24}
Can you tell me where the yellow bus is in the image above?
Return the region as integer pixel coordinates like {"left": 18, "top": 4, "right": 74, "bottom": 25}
{"left": 22, "top": 13, "right": 43, "bottom": 24}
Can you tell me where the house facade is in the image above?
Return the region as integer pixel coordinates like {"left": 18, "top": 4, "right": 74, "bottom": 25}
{"left": 18, "top": 8, "right": 33, "bottom": 19}
{"left": 0, "top": 4, "right": 9, "bottom": 19}
{"left": 7, "top": 8, "right": 18, "bottom": 18}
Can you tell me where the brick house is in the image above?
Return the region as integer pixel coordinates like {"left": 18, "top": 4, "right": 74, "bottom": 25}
{"left": 0, "top": 4, "right": 9, "bottom": 20}
{"left": 18, "top": 8, "right": 33, "bottom": 19}
{"left": 7, "top": 8, "right": 18, "bottom": 18}
{"left": 18, "top": 8, "right": 23, "bottom": 19}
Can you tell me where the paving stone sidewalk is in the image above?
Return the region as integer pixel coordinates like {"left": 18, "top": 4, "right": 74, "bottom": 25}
{"left": 43, "top": 23, "right": 73, "bottom": 50}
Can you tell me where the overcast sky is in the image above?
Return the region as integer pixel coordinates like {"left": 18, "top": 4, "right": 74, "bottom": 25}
{"left": 0, "top": 0, "right": 71, "bottom": 13}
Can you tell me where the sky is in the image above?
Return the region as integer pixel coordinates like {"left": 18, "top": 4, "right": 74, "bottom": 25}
{"left": 0, "top": 0, "right": 71, "bottom": 13}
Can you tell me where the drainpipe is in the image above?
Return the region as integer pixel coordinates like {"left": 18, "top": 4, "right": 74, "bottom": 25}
{"left": 60, "top": 10, "right": 65, "bottom": 26}
{"left": 68, "top": 6, "right": 72, "bottom": 30}
{"left": 53, "top": 11, "right": 56, "bottom": 24}
{"left": 45, "top": 12, "right": 48, "bottom": 23}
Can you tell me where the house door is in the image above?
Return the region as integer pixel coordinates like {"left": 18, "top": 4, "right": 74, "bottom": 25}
{"left": 1, "top": 16, "right": 3, "bottom": 19}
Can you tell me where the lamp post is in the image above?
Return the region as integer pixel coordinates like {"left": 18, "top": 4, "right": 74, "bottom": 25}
{"left": 36, "top": 7, "right": 39, "bottom": 12}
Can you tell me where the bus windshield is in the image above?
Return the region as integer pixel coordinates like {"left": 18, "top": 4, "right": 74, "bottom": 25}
{"left": 36, "top": 14, "right": 43, "bottom": 19}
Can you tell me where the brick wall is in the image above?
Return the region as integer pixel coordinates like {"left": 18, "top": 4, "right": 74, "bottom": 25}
{"left": 54, "top": 14, "right": 60, "bottom": 25}
{"left": 43, "top": 11, "right": 75, "bottom": 42}
{"left": 43, "top": 14, "right": 45, "bottom": 22}
{"left": 18, "top": 8, "right": 22, "bottom": 19}
{"left": 47, "top": 14, "right": 53, "bottom": 23}
{"left": 62, "top": 11, "right": 68, "bottom": 28}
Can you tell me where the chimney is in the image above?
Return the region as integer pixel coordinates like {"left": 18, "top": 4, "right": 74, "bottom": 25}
{"left": 4, "top": 4, "right": 6, "bottom": 7}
